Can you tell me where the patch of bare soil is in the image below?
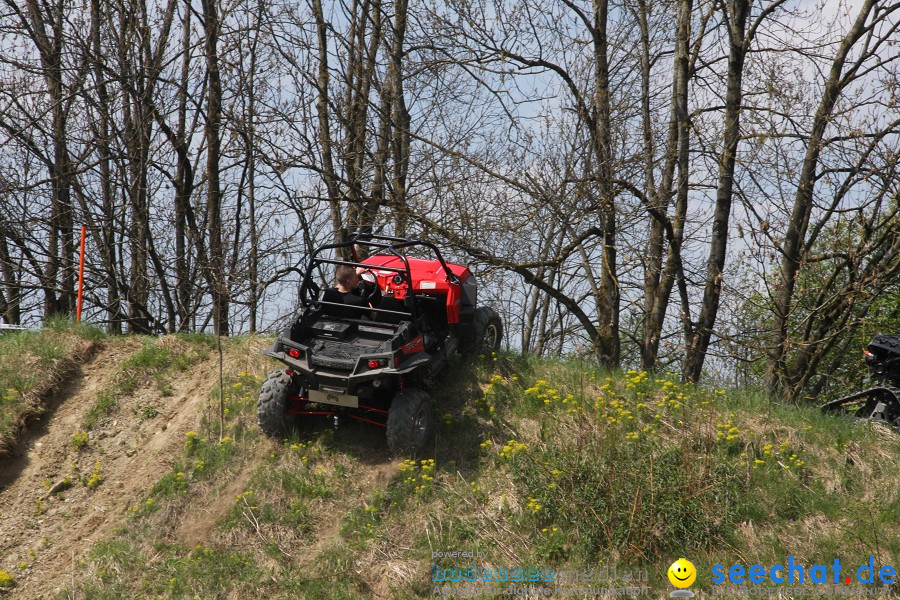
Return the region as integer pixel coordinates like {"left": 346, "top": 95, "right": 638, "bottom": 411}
{"left": 0, "top": 337, "right": 227, "bottom": 598}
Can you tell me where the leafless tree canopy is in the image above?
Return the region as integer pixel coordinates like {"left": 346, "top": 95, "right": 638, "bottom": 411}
{"left": 0, "top": 0, "right": 897, "bottom": 399}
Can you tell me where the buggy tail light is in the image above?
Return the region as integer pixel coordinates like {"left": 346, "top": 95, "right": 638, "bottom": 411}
{"left": 367, "top": 359, "right": 387, "bottom": 369}
{"left": 288, "top": 348, "right": 303, "bottom": 359}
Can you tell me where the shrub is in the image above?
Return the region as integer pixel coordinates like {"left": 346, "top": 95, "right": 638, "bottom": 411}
{"left": 71, "top": 431, "right": 89, "bottom": 450}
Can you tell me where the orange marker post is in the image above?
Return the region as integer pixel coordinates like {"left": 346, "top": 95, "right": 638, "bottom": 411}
{"left": 76, "top": 225, "right": 86, "bottom": 323}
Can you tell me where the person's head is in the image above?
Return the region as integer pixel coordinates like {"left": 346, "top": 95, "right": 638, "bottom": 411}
{"left": 336, "top": 265, "right": 359, "bottom": 291}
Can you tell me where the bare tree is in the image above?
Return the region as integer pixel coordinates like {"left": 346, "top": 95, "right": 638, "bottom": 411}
{"left": 766, "top": 0, "right": 900, "bottom": 399}
{"left": 1, "top": 0, "right": 82, "bottom": 318}
{"left": 202, "top": 0, "right": 229, "bottom": 336}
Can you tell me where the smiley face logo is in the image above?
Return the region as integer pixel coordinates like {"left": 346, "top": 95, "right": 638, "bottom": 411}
{"left": 668, "top": 558, "right": 696, "bottom": 588}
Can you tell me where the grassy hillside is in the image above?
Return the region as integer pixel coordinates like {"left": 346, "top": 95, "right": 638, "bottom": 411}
{"left": 1, "top": 327, "right": 898, "bottom": 598}
{"left": 0, "top": 319, "right": 102, "bottom": 455}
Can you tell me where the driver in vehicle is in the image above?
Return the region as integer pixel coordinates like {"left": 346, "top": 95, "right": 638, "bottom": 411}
{"left": 333, "top": 265, "right": 382, "bottom": 320}
{"left": 335, "top": 265, "right": 370, "bottom": 309}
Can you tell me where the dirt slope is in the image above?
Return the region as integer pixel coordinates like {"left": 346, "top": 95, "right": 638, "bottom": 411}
{"left": 0, "top": 335, "right": 412, "bottom": 599}
{"left": 0, "top": 338, "right": 224, "bottom": 598}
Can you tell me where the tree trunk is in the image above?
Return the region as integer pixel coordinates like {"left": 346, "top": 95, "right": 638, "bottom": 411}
{"left": 0, "top": 236, "right": 20, "bottom": 325}
{"left": 312, "top": 0, "right": 345, "bottom": 247}
{"left": 636, "top": 0, "right": 665, "bottom": 371}
{"left": 202, "top": 0, "right": 228, "bottom": 336}
{"left": 591, "top": 0, "right": 619, "bottom": 368}
{"left": 18, "top": 0, "right": 71, "bottom": 319}
{"left": 641, "top": 0, "right": 692, "bottom": 371}
{"left": 90, "top": 0, "right": 124, "bottom": 333}
{"left": 390, "top": 0, "right": 410, "bottom": 237}
{"left": 247, "top": 1, "right": 264, "bottom": 334}
{"left": 683, "top": 0, "right": 750, "bottom": 382}
{"left": 175, "top": 0, "right": 193, "bottom": 332}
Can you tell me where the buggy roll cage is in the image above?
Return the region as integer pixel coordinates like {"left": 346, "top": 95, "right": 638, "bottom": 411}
{"left": 297, "top": 232, "right": 460, "bottom": 323}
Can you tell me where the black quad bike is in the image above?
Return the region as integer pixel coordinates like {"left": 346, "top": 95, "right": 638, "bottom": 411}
{"left": 820, "top": 334, "right": 900, "bottom": 428}
{"left": 257, "top": 233, "right": 503, "bottom": 453}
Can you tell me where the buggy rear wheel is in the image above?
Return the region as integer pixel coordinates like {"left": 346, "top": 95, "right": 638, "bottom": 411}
{"left": 257, "top": 369, "right": 304, "bottom": 436}
{"left": 386, "top": 388, "right": 433, "bottom": 454}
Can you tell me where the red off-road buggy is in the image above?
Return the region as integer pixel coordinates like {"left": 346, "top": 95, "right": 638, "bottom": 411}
{"left": 257, "top": 233, "right": 503, "bottom": 453}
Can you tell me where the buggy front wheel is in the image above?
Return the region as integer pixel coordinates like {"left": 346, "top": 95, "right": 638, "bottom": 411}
{"left": 462, "top": 306, "right": 503, "bottom": 356}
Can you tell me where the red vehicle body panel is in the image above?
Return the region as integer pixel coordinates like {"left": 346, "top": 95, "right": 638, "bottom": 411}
{"left": 360, "top": 255, "right": 471, "bottom": 324}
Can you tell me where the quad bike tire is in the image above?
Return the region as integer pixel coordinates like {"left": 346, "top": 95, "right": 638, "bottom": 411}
{"left": 386, "top": 387, "right": 434, "bottom": 454}
{"left": 820, "top": 386, "right": 900, "bottom": 428}
{"left": 257, "top": 369, "right": 302, "bottom": 436}
{"left": 462, "top": 306, "right": 503, "bottom": 356}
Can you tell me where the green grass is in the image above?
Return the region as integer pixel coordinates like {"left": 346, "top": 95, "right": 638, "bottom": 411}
{"left": 82, "top": 391, "right": 117, "bottom": 430}
{"left": 0, "top": 318, "right": 104, "bottom": 454}
{"left": 82, "top": 334, "right": 214, "bottom": 430}
{"left": 82, "top": 536, "right": 263, "bottom": 599}
{"left": 117, "top": 334, "right": 213, "bottom": 392}
{"left": 58, "top": 346, "right": 900, "bottom": 598}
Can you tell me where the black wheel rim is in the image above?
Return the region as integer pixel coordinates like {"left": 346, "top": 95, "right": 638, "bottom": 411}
{"left": 481, "top": 323, "right": 498, "bottom": 353}
{"left": 414, "top": 403, "right": 429, "bottom": 447}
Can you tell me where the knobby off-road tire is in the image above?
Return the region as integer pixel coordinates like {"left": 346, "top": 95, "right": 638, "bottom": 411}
{"left": 257, "top": 369, "right": 301, "bottom": 437}
{"left": 462, "top": 306, "right": 503, "bottom": 356}
{"left": 386, "top": 388, "right": 434, "bottom": 454}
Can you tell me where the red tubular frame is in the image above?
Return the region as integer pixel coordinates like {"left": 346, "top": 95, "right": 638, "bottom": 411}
{"left": 347, "top": 414, "right": 387, "bottom": 428}
{"left": 285, "top": 396, "right": 388, "bottom": 427}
